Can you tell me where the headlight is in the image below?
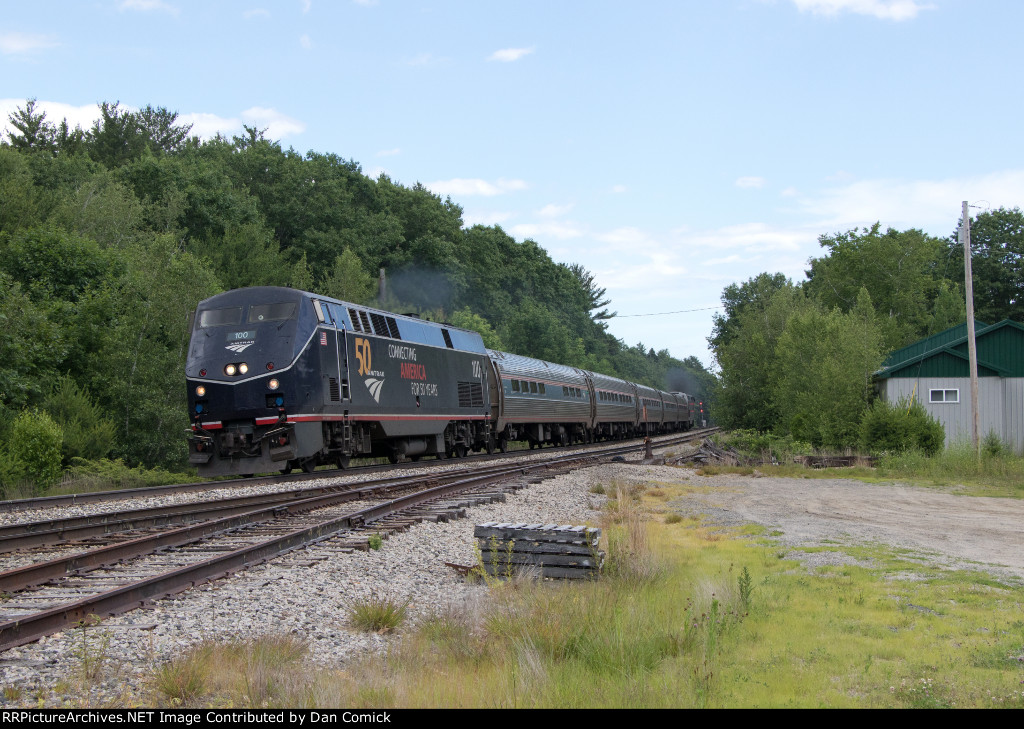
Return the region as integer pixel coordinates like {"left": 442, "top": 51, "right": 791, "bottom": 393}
{"left": 239, "top": 363, "right": 249, "bottom": 374}
{"left": 225, "top": 364, "right": 237, "bottom": 376}
{"left": 196, "top": 386, "right": 206, "bottom": 397}
{"left": 268, "top": 378, "right": 280, "bottom": 390}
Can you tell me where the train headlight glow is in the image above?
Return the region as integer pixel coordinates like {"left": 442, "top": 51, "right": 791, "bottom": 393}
{"left": 238, "top": 363, "right": 248, "bottom": 375}
{"left": 196, "top": 386, "right": 206, "bottom": 397}
{"left": 225, "top": 364, "right": 237, "bottom": 376}
{"left": 268, "top": 378, "right": 280, "bottom": 390}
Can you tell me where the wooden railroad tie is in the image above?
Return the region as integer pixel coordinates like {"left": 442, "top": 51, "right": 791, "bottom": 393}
{"left": 473, "top": 522, "right": 604, "bottom": 580}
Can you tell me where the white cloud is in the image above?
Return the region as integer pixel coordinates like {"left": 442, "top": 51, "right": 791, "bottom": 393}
{"left": 0, "top": 99, "right": 306, "bottom": 144}
{"left": 180, "top": 108, "right": 305, "bottom": 140}
{"left": 509, "top": 222, "right": 583, "bottom": 240}
{"left": 487, "top": 47, "right": 535, "bottom": 62}
{"left": 0, "top": 32, "right": 59, "bottom": 54}
{"left": 300, "top": 34, "right": 313, "bottom": 49}
{"left": 0, "top": 100, "right": 100, "bottom": 138}
{"left": 243, "top": 8, "right": 270, "bottom": 19}
{"left": 611, "top": 184, "right": 627, "bottom": 194}
{"left": 684, "top": 222, "right": 815, "bottom": 253}
{"left": 538, "top": 203, "right": 573, "bottom": 217}
{"left": 376, "top": 148, "right": 400, "bottom": 157}
{"left": 463, "top": 211, "right": 512, "bottom": 228}
{"left": 780, "top": 186, "right": 799, "bottom": 197}
{"left": 735, "top": 176, "right": 765, "bottom": 189}
{"left": 301, "top": 0, "right": 312, "bottom": 12}
{"left": 596, "top": 226, "right": 655, "bottom": 249}
{"left": 178, "top": 111, "right": 238, "bottom": 139}
{"left": 240, "top": 107, "right": 306, "bottom": 138}
{"left": 119, "top": 0, "right": 179, "bottom": 15}
{"left": 825, "top": 169, "right": 854, "bottom": 182}
{"left": 598, "top": 252, "right": 689, "bottom": 291}
{"left": 789, "top": 0, "right": 932, "bottom": 21}
{"left": 352, "top": 0, "right": 377, "bottom": 5}
{"left": 791, "top": 170, "right": 1024, "bottom": 233}
{"left": 703, "top": 254, "right": 745, "bottom": 266}
{"left": 408, "top": 53, "right": 436, "bottom": 66}
{"left": 425, "top": 178, "right": 528, "bottom": 197}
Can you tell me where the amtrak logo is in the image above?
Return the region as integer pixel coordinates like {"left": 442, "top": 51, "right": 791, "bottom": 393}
{"left": 225, "top": 342, "right": 255, "bottom": 353}
{"left": 365, "top": 377, "right": 384, "bottom": 403}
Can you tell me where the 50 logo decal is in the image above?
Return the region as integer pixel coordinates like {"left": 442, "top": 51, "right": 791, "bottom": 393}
{"left": 354, "top": 338, "right": 385, "bottom": 403}
{"left": 355, "top": 337, "right": 372, "bottom": 376}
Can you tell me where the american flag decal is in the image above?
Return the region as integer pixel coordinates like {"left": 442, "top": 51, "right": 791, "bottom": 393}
{"left": 320, "top": 332, "right": 328, "bottom": 346}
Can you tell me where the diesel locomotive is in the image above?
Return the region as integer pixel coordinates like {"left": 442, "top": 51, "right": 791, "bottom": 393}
{"left": 185, "top": 286, "right": 697, "bottom": 477}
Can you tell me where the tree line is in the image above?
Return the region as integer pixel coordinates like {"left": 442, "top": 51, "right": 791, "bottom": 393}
{"left": 709, "top": 212, "right": 1023, "bottom": 450}
{"left": 0, "top": 99, "right": 715, "bottom": 486}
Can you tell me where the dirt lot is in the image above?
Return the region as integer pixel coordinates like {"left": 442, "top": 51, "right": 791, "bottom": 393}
{"left": 649, "top": 466, "right": 1024, "bottom": 584}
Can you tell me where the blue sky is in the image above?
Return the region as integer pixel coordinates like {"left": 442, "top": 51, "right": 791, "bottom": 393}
{"left": 3, "top": 0, "right": 1022, "bottom": 368}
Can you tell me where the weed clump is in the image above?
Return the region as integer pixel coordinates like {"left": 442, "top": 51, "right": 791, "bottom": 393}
{"left": 153, "top": 646, "right": 210, "bottom": 706}
{"left": 602, "top": 481, "right": 661, "bottom": 583}
{"left": 349, "top": 594, "right": 410, "bottom": 633}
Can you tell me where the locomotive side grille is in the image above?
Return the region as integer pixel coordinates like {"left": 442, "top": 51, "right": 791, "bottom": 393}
{"left": 370, "top": 312, "right": 390, "bottom": 337}
{"left": 329, "top": 377, "right": 340, "bottom": 401}
{"left": 386, "top": 316, "right": 401, "bottom": 339}
{"left": 458, "top": 381, "right": 484, "bottom": 408}
{"left": 358, "top": 311, "right": 372, "bottom": 332}
{"left": 442, "top": 329, "right": 454, "bottom": 349}
{"left": 347, "top": 308, "right": 363, "bottom": 332}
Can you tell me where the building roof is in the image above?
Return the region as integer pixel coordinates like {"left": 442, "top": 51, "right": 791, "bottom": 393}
{"left": 875, "top": 319, "right": 1024, "bottom": 379}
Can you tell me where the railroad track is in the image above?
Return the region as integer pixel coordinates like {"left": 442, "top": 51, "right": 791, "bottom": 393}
{"left": 0, "top": 429, "right": 712, "bottom": 514}
{"left": 0, "top": 429, "right": 714, "bottom": 652}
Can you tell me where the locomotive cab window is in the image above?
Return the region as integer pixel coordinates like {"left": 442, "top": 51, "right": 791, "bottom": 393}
{"left": 199, "top": 307, "right": 243, "bottom": 328}
{"left": 248, "top": 302, "right": 298, "bottom": 323}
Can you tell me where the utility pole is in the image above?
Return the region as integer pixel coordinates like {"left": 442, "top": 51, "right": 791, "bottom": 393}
{"left": 961, "top": 201, "right": 980, "bottom": 455}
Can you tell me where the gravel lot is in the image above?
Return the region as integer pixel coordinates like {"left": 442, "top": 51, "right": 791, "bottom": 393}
{"left": 1, "top": 449, "right": 1021, "bottom": 706}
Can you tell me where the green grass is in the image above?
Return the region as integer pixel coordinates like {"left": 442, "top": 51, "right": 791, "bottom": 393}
{"left": 692, "top": 440, "right": 1024, "bottom": 498}
{"left": 876, "top": 442, "right": 1024, "bottom": 496}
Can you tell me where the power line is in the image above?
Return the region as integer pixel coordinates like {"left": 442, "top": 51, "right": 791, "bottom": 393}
{"left": 616, "top": 305, "right": 722, "bottom": 318}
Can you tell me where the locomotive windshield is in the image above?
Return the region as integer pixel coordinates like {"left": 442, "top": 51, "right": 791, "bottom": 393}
{"left": 248, "top": 302, "right": 298, "bottom": 323}
{"left": 199, "top": 307, "right": 243, "bottom": 328}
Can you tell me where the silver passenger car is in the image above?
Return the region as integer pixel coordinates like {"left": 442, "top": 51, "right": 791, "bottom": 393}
{"left": 588, "top": 370, "right": 640, "bottom": 440}
{"left": 487, "top": 350, "right": 592, "bottom": 448}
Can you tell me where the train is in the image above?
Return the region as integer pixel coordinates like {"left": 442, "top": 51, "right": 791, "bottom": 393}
{"left": 185, "top": 286, "right": 702, "bottom": 477}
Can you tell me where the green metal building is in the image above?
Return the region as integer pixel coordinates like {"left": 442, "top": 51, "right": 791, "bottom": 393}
{"left": 874, "top": 319, "right": 1024, "bottom": 453}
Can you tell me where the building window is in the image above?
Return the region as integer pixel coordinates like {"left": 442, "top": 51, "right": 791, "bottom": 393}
{"left": 929, "top": 389, "right": 960, "bottom": 403}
